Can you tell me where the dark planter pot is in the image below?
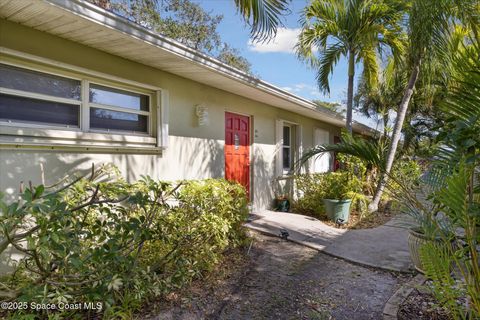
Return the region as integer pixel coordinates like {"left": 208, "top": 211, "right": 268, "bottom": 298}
{"left": 276, "top": 199, "right": 290, "bottom": 212}
{"left": 323, "top": 199, "right": 351, "bottom": 224}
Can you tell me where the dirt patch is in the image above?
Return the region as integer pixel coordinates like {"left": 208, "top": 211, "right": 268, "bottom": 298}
{"left": 145, "top": 231, "right": 412, "bottom": 319}
{"left": 292, "top": 200, "right": 398, "bottom": 230}
{"left": 138, "top": 247, "right": 251, "bottom": 319}
{"left": 398, "top": 288, "right": 452, "bottom": 320}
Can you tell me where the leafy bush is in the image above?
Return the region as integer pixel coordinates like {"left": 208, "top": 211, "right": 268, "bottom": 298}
{"left": 321, "top": 172, "right": 362, "bottom": 200}
{"left": 293, "top": 173, "right": 327, "bottom": 216}
{"left": 0, "top": 165, "right": 248, "bottom": 319}
{"left": 336, "top": 153, "right": 373, "bottom": 193}
{"left": 390, "top": 158, "right": 422, "bottom": 191}
{"left": 293, "top": 171, "right": 365, "bottom": 217}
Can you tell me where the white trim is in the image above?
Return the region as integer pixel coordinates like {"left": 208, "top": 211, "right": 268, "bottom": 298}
{"left": 296, "top": 124, "right": 303, "bottom": 172}
{"left": 0, "top": 87, "right": 81, "bottom": 106}
{"left": 41, "top": 0, "right": 343, "bottom": 120}
{"left": 275, "top": 119, "right": 303, "bottom": 176}
{"left": 0, "top": 126, "right": 156, "bottom": 144}
{"left": 0, "top": 142, "right": 162, "bottom": 154}
{"left": 158, "top": 89, "right": 169, "bottom": 148}
{"left": 88, "top": 102, "right": 150, "bottom": 116}
{"left": 224, "top": 109, "right": 252, "bottom": 118}
{"left": 275, "top": 119, "right": 284, "bottom": 178}
{"left": 0, "top": 120, "right": 81, "bottom": 131}
{"left": 81, "top": 79, "right": 89, "bottom": 131}
{"left": 282, "top": 124, "right": 293, "bottom": 174}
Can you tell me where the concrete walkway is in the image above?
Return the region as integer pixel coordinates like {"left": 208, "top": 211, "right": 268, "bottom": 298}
{"left": 246, "top": 210, "right": 417, "bottom": 273}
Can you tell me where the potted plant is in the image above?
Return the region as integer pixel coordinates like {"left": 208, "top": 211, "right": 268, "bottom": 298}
{"left": 275, "top": 194, "right": 290, "bottom": 212}
{"left": 404, "top": 198, "right": 450, "bottom": 273}
{"left": 321, "top": 172, "right": 362, "bottom": 224}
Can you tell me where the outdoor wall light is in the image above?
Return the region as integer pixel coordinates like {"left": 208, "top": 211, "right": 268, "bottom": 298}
{"left": 195, "top": 104, "right": 209, "bottom": 126}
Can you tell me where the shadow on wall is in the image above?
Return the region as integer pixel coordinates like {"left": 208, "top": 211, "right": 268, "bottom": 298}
{"left": 108, "top": 136, "right": 224, "bottom": 183}
{"left": 0, "top": 151, "right": 91, "bottom": 275}
{"left": 252, "top": 146, "right": 276, "bottom": 211}
{"left": 0, "top": 136, "right": 225, "bottom": 197}
{"left": 0, "top": 151, "right": 91, "bottom": 202}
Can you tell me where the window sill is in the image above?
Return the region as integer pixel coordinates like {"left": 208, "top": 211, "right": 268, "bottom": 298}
{"left": 0, "top": 126, "right": 161, "bottom": 154}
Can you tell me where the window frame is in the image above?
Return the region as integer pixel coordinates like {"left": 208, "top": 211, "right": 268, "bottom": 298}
{"left": 0, "top": 49, "right": 167, "bottom": 153}
{"left": 282, "top": 124, "right": 293, "bottom": 172}
{"left": 0, "top": 63, "right": 83, "bottom": 131}
{"left": 86, "top": 80, "right": 153, "bottom": 136}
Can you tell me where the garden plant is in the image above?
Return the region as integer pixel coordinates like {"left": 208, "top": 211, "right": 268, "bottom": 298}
{"left": 0, "top": 164, "right": 248, "bottom": 319}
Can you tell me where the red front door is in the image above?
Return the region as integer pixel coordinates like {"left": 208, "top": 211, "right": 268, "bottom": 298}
{"left": 225, "top": 112, "right": 250, "bottom": 196}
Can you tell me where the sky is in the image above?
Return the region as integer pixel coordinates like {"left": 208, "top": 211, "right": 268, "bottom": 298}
{"left": 197, "top": 0, "right": 379, "bottom": 128}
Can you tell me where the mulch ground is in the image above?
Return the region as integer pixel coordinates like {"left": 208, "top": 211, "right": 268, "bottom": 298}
{"left": 398, "top": 288, "right": 452, "bottom": 320}
{"left": 141, "top": 230, "right": 413, "bottom": 320}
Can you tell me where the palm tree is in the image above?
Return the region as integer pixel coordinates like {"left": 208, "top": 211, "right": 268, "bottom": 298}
{"left": 367, "top": 0, "right": 470, "bottom": 212}
{"left": 355, "top": 56, "right": 405, "bottom": 135}
{"left": 296, "top": 0, "right": 406, "bottom": 134}
{"left": 301, "top": 41, "right": 480, "bottom": 317}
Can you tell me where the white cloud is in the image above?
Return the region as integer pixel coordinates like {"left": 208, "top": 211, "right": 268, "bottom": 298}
{"left": 280, "top": 82, "right": 324, "bottom": 99}
{"left": 248, "top": 28, "right": 300, "bottom": 53}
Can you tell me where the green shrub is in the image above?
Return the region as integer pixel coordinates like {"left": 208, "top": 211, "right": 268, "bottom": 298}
{"left": 337, "top": 153, "right": 377, "bottom": 196}
{"left": 0, "top": 165, "right": 248, "bottom": 319}
{"left": 178, "top": 179, "right": 248, "bottom": 245}
{"left": 391, "top": 158, "right": 422, "bottom": 190}
{"left": 293, "top": 171, "right": 368, "bottom": 218}
{"left": 321, "top": 172, "right": 362, "bottom": 200}
{"left": 293, "top": 173, "right": 327, "bottom": 216}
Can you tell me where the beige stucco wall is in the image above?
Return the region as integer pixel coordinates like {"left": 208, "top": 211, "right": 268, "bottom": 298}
{"left": 0, "top": 20, "right": 341, "bottom": 212}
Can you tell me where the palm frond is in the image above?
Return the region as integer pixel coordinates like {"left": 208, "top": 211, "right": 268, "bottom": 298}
{"left": 298, "top": 134, "right": 386, "bottom": 171}
{"left": 358, "top": 45, "right": 379, "bottom": 91}
{"left": 315, "top": 42, "right": 346, "bottom": 93}
{"left": 234, "top": 0, "right": 289, "bottom": 42}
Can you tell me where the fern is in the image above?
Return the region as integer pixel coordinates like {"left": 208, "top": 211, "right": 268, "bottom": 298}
{"left": 420, "top": 242, "right": 466, "bottom": 319}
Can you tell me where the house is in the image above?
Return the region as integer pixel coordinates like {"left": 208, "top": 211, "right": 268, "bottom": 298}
{"left": 0, "top": 0, "right": 373, "bottom": 211}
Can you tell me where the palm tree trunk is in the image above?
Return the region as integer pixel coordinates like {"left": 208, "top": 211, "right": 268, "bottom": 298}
{"left": 346, "top": 50, "right": 355, "bottom": 134}
{"left": 368, "top": 60, "right": 421, "bottom": 213}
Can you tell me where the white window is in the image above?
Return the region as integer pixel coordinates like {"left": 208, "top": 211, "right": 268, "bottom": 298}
{"left": 0, "top": 58, "right": 167, "bottom": 152}
{"left": 0, "top": 63, "right": 82, "bottom": 128}
{"left": 88, "top": 83, "right": 150, "bottom": 134}
{"left": 313, "top": 128, "right": 332, "bottom": 173}
{"left": 282, "top": 125, "right": 293, "bottom": 171}
{"left": 0, "top": 63, "right": 152, "bottom": 134}
{"left": 275, "top": 120, "right": 302, "bottom": 176}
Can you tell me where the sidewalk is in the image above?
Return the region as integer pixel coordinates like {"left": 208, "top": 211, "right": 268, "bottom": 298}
{"left": 246, "top": 210, "right": 416, "bottom": 273}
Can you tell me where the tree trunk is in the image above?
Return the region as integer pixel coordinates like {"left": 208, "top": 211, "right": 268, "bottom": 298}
{"left": 368, "top": 61, "right": 421, "bottom": 213}
{"left": 346, "top": 50, "right": 355, "bottom": 134}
